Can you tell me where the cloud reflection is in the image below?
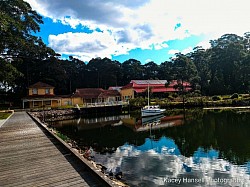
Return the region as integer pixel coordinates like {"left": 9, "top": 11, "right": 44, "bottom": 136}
{"left": 94, "top": 136, "right": 250, "bottom": 186}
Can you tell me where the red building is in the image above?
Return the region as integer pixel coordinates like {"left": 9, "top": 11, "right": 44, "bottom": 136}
{"left": 120, "top": 80, "right": 192, "bottom": 101}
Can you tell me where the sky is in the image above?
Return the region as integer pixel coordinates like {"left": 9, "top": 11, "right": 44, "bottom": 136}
{"left": 25, "top": 0, "right": 250, "bottom": 64}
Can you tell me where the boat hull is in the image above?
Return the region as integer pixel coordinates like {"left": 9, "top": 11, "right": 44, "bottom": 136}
{"left": 141, "top": 109, "right": 166, "bottom": 117}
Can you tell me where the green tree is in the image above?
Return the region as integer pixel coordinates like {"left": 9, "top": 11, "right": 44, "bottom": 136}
{"left": 158, "top": 61, "right": 174, "bottom": 80}
{"left": 86, "top": 57, "right": 122, "bottom": 88}
{"left": 209, "top": 34, "right": 246, "bottom": 94}
{"left": 191, "top": 46, "right": 212, "bottom": 95}
{"left": 0, "top": 0, "right": 56, "bottom": 92}
{"left": 143, "top": 61, "right": 160, "bottom": 79}
{"left": 121, "top": 59, "right": 144, "bottom": 84}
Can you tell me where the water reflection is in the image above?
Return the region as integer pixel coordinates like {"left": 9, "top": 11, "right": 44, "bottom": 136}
{"left": 50, "top": 110, "right": 250, "bottom": 186}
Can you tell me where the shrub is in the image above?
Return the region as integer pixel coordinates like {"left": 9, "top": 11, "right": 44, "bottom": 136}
{"left": 212, "top": 95, "right": 221, "bottom": 101}
{"left": 172, "top": 93, "right": 178, "bottom": 98}
{"left": 230, "top": 93, "right": 239, "bottom": 99}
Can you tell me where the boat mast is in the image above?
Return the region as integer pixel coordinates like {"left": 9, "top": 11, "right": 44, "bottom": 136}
{"left": 147, "top": 82, "right": 150, "bottom": 107}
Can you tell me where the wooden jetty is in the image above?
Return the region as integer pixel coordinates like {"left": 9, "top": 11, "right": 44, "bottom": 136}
{"left": 0, "top": 112, "right": 118, "bottom": 187}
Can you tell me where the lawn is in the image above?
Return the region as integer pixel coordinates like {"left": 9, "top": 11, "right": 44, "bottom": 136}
{"left": 0, "top": 112, "right": 12, "bottom": 120}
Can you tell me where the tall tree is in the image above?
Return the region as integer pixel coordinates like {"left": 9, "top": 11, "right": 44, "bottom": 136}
{"left": 0, "top": 0, "right": 55, "bottom": 91}
{"left": 209, "top": 34, "right": 246, "bottom": 94}
{"left": 86, "top": 57, "right": 122, "bottom": 88}
{"left": 143, "top": 61, "right": 160, "bottom": 79}
{"left": 121, "top": 59, "right": 144, "bottom": 84}
{"left": 191, "top": 46, "right": 212, "bottom": 95}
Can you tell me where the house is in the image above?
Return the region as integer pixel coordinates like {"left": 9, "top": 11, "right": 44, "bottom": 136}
{"left": 22, "top": 82, "right": 122, "bottom": 109}
{"left": 72, "top": 88, "right": 121, "bottom": 105}
{"left": 120, "top": 80, "right": 192, "bottom": 101}
{"left": 22, "top": 82, "right": 61, "bottom": 108}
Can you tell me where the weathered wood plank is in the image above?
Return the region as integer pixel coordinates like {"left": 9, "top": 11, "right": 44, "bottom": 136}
{"left": 0, "top": 112, "right": 110, "bottom": 187}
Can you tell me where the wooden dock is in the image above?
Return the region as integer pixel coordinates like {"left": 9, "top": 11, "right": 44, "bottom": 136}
{"left": 0, "top": 112, "right": 113, "bottom": 187}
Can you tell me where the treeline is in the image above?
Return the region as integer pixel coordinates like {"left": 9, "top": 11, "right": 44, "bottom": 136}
{"left": 0, "top": 1, "right": 249, "bottom": 105}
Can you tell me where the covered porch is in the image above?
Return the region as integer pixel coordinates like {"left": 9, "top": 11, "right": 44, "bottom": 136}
{"left": 22, "top": 98, "right": 61, "bottom": 109}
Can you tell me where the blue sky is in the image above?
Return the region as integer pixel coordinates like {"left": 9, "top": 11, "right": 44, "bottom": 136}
{"left": 26, "top": 0, "right": 250, "bottom": 64}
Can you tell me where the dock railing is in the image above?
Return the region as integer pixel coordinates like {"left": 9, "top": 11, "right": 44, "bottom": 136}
{"left": 83, "top": 101, "right": 128, "bottom": 108}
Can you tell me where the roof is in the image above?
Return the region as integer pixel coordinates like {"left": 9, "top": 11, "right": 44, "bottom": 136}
{"left": 73, "top": 88, "right": 121, "bottom": 99}
{"left": 73, "top": 88, "right": 104, "bottom": 99}
{"left": 121, "top": 83, "right": 133, "bottom": 90}
{"left": 122, "top": 79, "right": 192, "bottom": 93}
{"left": 29, "top": 82, "right": 54, "bottom": 88}
{"left": 99, "top": 90, "right": 120, "bottom": 98}
{"left": 131, "top": 80, "right": 167, "bottom": 85}
{"left": 108, "top": 86, "right": 122, "bottom": 91}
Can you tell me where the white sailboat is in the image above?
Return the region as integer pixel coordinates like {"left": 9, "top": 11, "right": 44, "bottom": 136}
{"left": 141, "top": 83, "right": 166, "bottom": 117}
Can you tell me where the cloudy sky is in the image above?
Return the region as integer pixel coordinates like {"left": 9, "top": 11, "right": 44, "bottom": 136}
{"left": 25, "top": 0, "right": 250, "bottom": 64}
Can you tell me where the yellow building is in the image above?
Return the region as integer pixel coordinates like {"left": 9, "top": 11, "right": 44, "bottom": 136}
{"left": 120, "top": 83, "right": 135, "bottom": 101}
{"left": 22, "top": 82, "right": 121, "bottom": 109}
{"left": 22, "top": 82, "right": 61, "bottom": 109}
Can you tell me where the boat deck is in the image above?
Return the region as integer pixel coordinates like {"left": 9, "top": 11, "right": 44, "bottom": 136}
{"left": 0, "top": 112, "right": 110, "bottom": 187}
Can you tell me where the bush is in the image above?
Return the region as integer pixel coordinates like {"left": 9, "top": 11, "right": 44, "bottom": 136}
{"left": 172, "top": 93, "right": 178, "bottom": 98}
{"left": 212, "top": 95, "right": 221, "bottom": 101}
{"left": 231, "top": 93, "right": 239, "bottom": 99}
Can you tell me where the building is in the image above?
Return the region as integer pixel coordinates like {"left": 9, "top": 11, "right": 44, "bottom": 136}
{"left": 120, "top": 80, "right": 192, "bottom": 101}
{"left": 22, "top": 82, "right": 61, "bottom": 108}
{"left": 72, "top": 88, "right": 121, "bottom": 105}
{"left": 22, "top": 82, "right": 122, "bottom": 109}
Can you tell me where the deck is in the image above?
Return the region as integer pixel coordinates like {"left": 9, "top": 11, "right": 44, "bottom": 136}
{"left": 0, "top": 112, "right": 112, "bottom": 187}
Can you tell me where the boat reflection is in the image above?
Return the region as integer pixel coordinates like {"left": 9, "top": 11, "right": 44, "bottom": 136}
{"left": 122, "top": 114, "right": 185, "bottom": 132}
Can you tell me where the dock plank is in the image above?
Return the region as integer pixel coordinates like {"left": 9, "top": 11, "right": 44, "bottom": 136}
{"left": 0, "top": 112, "right": 110, "bottom": 187}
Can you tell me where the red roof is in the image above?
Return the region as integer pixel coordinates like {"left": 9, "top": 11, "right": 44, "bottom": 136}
{"left": 122, "top": 80, "right": 192, "bottom": 93}
{"left": 99, "top": 90, "right": 120, "bottom": 98}
{"left": 29, "top": 82, "right": 54, "bottom": 88}
{"left": 73, "top": 88, "right": 104, "bottom": 99}
{"left": 73, "top": 88, "right": 120, "bottom": 99}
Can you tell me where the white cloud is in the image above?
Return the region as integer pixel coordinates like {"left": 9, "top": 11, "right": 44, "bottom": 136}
{"left": 154, "top": 43, "right": 169, "bottom": 50}
{"left": 182, "top": 47, "right": 193, "bottom": 55}
{"left": 168, "top": 49, "right": 180, "bottom": 55}
{"left": 196, "top": 40, "right": 211, "bottom": 49}
{"left": 25, "top": 0, "right": 250, "bottom": 60}
{"left": 145, "top": 59, "right": 153, "bottom": 63}
{"left": 168, "top": 47, "right": 194, "bottom": 56}
{"left": 48, "top": 31, "right": 122, "bottom": 61}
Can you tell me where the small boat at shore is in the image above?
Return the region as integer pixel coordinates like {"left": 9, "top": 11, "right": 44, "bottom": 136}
{"left": 141, "top": 83, "right": 166, "bottom": 117}
{"left": 141, "top": 105, "right": 166, "bottom": 117}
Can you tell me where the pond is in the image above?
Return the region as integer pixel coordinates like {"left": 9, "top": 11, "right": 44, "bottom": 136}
{"left": 49, "top": 109, "right": 250, "bottom": 186}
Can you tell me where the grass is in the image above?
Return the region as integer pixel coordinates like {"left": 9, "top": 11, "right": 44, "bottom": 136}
{"left": 55, "top": 131, "right": 69, "bottom": 141}
{"left": 0, "top": 112, "right": 12, "bottom": 120}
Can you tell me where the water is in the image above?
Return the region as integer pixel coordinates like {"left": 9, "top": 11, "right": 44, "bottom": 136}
{"left": 49, "top": 109, "right": 250, "bottom": 186}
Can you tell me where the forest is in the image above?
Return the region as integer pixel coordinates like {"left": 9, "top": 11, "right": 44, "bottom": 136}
{"left": 0, "top": 0, "right": 250, "bottom": 106}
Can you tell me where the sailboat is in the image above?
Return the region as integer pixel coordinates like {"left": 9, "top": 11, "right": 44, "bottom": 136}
{"left": 141, "top": 83, "right": 166, "bottom": 117}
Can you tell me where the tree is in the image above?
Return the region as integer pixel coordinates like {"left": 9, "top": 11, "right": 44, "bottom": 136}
{"left": 143, "top": 61, "right": 160, "bottom": 79}
{"left": 158, "top": 61, "right": 174, "bottom": 80}
{"left": 0, "top": 0, "right": 56, "bottom": 91}
{"left": 191, "top": 46, "right": 212, "bottom": 95}
{"left": 121, "top": 59, "right": 144, "bottom": 85}
{"left": 86, "top": 57, "right": 122, "bottom": 88}
{"left": 209, "top": 34, "right": 247, "bottom": 94}
{"left": 171, "top": 53, "right": 199, "bottom": 106}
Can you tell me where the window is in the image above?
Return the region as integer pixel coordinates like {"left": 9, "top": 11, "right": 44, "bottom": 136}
{"left": 44, "top": 101, "right": 51, "bottom": 106}
{"left": 45, "top": 88, "right": 50, "bottom": 94}
{"left": 32, "top": 88, "right": 38, "bottom": 95}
